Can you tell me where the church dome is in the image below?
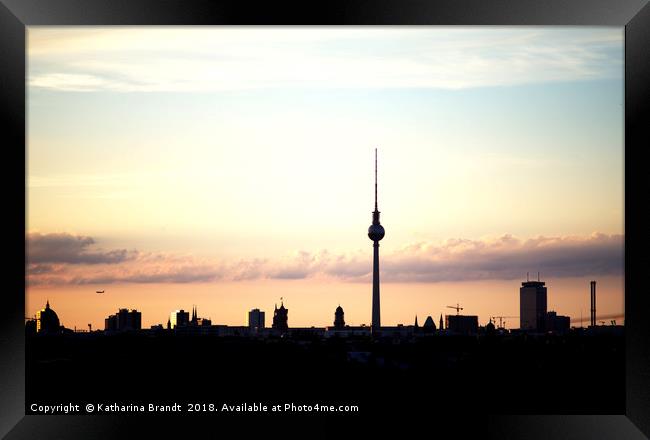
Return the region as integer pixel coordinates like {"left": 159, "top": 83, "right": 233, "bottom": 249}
{"left": 37, "top": 301, "right": 60, "bottom": 333}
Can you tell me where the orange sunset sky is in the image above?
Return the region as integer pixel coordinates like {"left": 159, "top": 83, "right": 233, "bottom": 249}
{"left": 26, "top": 27, "right": 624, "bottom": 330}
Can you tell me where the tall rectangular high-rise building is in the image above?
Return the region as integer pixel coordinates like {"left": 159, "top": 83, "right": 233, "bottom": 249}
{"left": 170, "top": 310, "right": 189, "bottom": 329}
{"left": 520, "top": 280, "right": 547, "bottom": 331}
{"left": 248, "top": 309, "right": 265, "bottom": 331}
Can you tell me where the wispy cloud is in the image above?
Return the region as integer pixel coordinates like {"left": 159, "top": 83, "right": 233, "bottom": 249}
{"left": 26, "top": 232, "right": 623, "bottom": 286}
{"left": 28, "top": 28, "right": 622, "bottom": 93}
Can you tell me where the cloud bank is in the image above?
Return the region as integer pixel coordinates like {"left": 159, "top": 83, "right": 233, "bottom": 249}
{"left": 26, "top": 232, "right": 623, "bottom": 286}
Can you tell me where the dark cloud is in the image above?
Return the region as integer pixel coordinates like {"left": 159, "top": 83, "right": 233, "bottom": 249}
{"left": 26, "top": 263, "right": 56, "bottom": 275}
{"left": 27, "top": 232, "right": 136, "bottom": 265}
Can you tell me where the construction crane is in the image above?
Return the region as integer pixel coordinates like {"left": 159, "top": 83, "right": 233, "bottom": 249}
{"left": 447, "top": 303, "right": 463, "bottom": 315}
{"left": 491, "top": 316, "right": 518, "bottom": 329}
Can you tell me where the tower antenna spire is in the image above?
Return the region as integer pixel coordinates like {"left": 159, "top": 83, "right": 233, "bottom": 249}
{"left": 374, "top": 148, "right": 378, "bottom": 211}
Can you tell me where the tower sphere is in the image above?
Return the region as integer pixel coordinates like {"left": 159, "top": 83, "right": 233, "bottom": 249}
{"left": 368, "top": 223, "right": 385, "bottom": 241}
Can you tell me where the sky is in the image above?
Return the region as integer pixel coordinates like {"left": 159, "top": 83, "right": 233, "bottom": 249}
{"left": 26, "top": 27, "right": 624, "bottom": 330}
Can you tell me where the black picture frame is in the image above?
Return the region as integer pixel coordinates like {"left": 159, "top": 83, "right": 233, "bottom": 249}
{"left": 1, "top": 0, "right": 648, "bottom": 438}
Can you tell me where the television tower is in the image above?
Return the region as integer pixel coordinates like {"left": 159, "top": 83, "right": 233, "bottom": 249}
{"left": 368, "top": 148, "right": 385, "bottom": 334}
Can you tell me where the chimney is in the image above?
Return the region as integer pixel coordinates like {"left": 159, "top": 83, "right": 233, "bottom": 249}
{"left": 590, "top": 281, "right": 597, "bottom": 327}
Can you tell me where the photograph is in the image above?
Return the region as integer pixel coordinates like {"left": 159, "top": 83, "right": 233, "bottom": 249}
{"left": 23, "top": 26, "right": 627, "bottom": 417}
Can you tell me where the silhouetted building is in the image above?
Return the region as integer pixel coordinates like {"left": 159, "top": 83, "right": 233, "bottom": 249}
{"left": 105, "top": 308, "right": 141, "bottom": 331}
{"left": 368, "top": 149, "right": 385, "bottom": 333}
{"left": 25, "top": 319, "right": 37, "bottom": 336}
{"left": 439, "top": 314, "right": 444, "bottom": 331}
{"left": 249, "top": 308, "right": 265, "bottom": 331}
{"left": 105, "top": 315, "right": 117, "bottom": 331}
{"left": 546, "top": 311, "right": 570, "bottom": 333}
{"left": 334, "top": 305, "right": 345, "bottom": 330}
{"left": 36, "top": 300, "right": 61, "bottom": 334}
{"left": 414, "top": 315, "right": 419, "bottom": 330}
{"left": 422, "top": 316, "right": 437, "bottom": 333}
{"left": 170, "top": 309, "right": 190, "bottom": 329}
{"left": 485, "top": 318, "right": 496, "bottom": 336}
{"left": 520, "top": 279, "right": 547, "bottom": 332}
{"left": 445, "top": 315, "right": 479, "bottom": 335}
{"left": 380, "top": 324, "right": 413, "bottom": 338}
{"left": 325, "top": 325, "right": 371, "bottom": 337}
{"left": 189, "top": 306, "right": 211, "bottom": 327}
{"left": 272, "top": 302, "right": 289, "bottom": 332}
{"left": 289, "top": 327, "right": 327, "bottom": 338}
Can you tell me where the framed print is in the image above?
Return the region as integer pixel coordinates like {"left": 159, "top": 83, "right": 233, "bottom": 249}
{"left": 1, "top": 0, "right": 649, "bottom": 438}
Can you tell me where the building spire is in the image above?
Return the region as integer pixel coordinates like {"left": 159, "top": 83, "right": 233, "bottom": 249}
{"left": 374, "top": 147, "right": 378, "bottom": 212}
{"left": 372, "top": 148, "right": 381, "bottom": 225}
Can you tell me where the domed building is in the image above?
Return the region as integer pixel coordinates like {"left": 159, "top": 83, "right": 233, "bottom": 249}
{"left": 334, "top": 305, "right": 345, "bottom": 330}
{"left": 36, "top": 300, "right": 61, "bottom": 334}
{"left": 485, "top": 318, "right": 496, "bottom": 336}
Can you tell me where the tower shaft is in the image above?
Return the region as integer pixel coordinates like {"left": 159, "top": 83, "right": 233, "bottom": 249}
{"left": 372, "top": 241, "right": 381, "bottom": 332}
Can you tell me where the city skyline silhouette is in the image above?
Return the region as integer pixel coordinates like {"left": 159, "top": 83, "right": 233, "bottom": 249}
{"left": 26, "top": 27, "right": 624, "bottom": 334}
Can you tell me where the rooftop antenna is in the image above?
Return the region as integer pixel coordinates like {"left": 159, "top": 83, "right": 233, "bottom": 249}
{"left": 537, "top": 272, "right": 540, "bottom": 282}
{"left": 527, "top": 272, "right": 529, "bottom": 282}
